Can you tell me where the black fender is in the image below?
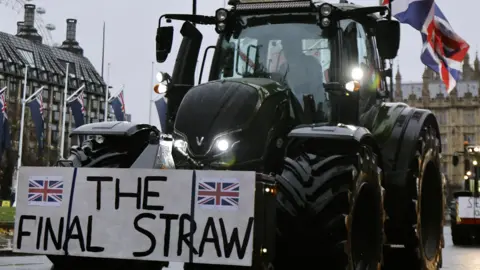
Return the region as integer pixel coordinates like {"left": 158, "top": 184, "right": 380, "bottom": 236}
{"left": 68, "top": 121, "right": 164, "bottom": 169}
{"left": 286, "top": 124, "right": 384, "bottom": 168}
{"left": 70, "top": 121, "right": 159, "bottom": 137}
{"left": 367, "top": 102, "right": 441, "bottom": 218}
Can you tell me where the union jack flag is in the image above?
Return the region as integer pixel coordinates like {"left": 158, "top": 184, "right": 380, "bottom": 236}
{"left": 0, "top": 89, "right": 7, "bottom": 120}
{"left": 197, "top": 180, "right": 240, "bottom": 209}
{"left": 384, "top": 0, "right": 470, "bottom": 93}
{"left": 28, "top": 178, "right": 64, "bottom": 206}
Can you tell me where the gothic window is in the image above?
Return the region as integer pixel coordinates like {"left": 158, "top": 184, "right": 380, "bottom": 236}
{"left": 464, "top": 110, "right": 475, "bottom": 125}
{"left": 441, "top": 134, "right": 447, "bottom": 152}
{"left": 464, "top": 133, "right": 475, "bottom": 144}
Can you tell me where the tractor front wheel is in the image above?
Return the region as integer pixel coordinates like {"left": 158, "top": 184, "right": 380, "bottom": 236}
{"left": 274, "top": 145, "right": 385, "bottom": 270}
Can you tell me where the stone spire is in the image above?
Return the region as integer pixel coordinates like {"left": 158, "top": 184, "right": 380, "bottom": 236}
{"left": 422, "top": 67, "right": 431, "bottom": 99}
{"left": 462, "top": 52, "right": 473, "bottom": 80}
{"left": 474, "top": 50, "right": 480, "bottom": 79}
{"left": 395, "top": 65, "right": 402, "bottom": 100}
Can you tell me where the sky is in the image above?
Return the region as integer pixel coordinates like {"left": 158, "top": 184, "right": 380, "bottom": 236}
{"left": 0, "top": 0, "right": 476, "bottom": 129}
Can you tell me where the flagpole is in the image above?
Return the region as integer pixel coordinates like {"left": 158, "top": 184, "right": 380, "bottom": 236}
{"left": 148, "top": 61, "right": 154, "bottom": 125}
{"left": 101, "top": 22, "right": 106, "bottom": 78}
{"left": 104, "top": 63, "right": 110, "bottom": 121}
{"left": 67, "top": 84, "right": 85, "bottom": 102}
{"left": 59, "top": 63, "right": 70, "bottom": 160}
{"left": 14, "top": 68, "right": 46, "bottom": 205}
{"left": 14, "top": 66, "right": 28, "bottom": 205}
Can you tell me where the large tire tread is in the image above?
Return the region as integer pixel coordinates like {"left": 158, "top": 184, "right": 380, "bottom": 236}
{"left": 383, "top": 121, "right": 444, "bottom": 270}
{"left": 274, "top": 145, "right": 384, "bottom": 270}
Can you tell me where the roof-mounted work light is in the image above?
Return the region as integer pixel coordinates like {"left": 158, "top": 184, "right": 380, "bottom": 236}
{"left": 215, "top": 8, "right": 229, "bottom": 33}
{"left": 318, "top": 3, "right": 333, "bottom": 28}
{"left": 319, "top": 3, "right": 332, "bottom": 16}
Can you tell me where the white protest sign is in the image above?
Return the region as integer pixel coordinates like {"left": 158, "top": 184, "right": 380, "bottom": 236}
{"left": 457, "top": 196, "right": 480, "bottom": 219}
{"left": 14, "top": 167, "right": 256, "bottom": 266}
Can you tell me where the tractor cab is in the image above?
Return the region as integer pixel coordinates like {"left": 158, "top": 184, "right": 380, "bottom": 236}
{"left": 155, "top": 0, "right": 400, "bottom": 133}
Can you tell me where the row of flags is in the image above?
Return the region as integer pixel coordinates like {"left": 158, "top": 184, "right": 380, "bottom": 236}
{"left": 0, "top": 86, "right": 127, "bottom": 157}
{"left": 383, "top": 0, "right": 470, "bottom": 93}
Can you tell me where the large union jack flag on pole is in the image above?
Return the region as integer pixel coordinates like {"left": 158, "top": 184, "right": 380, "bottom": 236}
{"left": 28, "top": 177, "right": 64, "bottom": 206}
{"left": 197, "top": 180, "right": 240, "bottom": 209}
{"left": 383, "top": 0, "right": 470, "bottom": 93}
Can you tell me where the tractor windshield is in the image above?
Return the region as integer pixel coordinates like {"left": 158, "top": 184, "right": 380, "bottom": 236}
{"left": 215, "top": 17, "right": 333, "bottom": 109}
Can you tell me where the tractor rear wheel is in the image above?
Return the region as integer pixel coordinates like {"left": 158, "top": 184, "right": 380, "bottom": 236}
{"left": 183, "top": 144, "right": 385, "bottom": 270}
{"left": 383, "top": 122, "right": 444, "bottom": 270}
{"left": 274, "top": 145, "right": 384, "bottom": 270}
{"left": 48, "top": 144, "right": 167, "bottom": 270}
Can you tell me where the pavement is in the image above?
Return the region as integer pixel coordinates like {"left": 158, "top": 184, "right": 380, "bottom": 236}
{"left": 0, "top": 227, "right": 477, "bottom": 270}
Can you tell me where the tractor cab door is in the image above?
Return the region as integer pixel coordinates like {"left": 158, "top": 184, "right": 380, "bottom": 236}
{"left": 156, "top": 21, "right": 204, "bottom": 133}
{"left": 331, "top": 19, "right": 379, "bottom": 125}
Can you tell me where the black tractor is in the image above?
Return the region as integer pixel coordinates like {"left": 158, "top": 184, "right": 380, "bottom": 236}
{"left": 450, "top": 143, "right": 480, "bottom": 245}
{"left": 50, "top": 0, "right": 445, "bottom": 269}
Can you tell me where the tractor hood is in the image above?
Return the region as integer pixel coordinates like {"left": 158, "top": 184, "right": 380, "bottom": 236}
{"left": 173, "top": 78, "right": 285, "bottom": 156}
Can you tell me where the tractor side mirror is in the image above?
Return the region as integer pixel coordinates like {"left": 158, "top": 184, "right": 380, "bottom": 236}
{"left": 452, "top": 154, "right": 459, "bottom": 166}
{"left": 156, "top": 26, "right": 174, "bottom": 63}
{"left": 376, "top": 20, "right": 400, "bottom": 60}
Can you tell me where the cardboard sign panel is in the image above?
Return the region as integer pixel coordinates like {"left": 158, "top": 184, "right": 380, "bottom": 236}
{"left": 13, "top": 167, "right": 256, "bottom": 266}
{"left": 457, "top": 196, "right": 480, "bottom": 218}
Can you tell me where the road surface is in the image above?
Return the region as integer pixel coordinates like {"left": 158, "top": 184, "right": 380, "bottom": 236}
{"left": 0, "top": 227, "right": 478, "bottom": 269}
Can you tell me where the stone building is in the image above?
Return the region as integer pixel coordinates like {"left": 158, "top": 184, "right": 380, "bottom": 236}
{"left": 394, "top": 52, "right": 480, "bottom": 191}
{"left": 0, "top": 4, "right": 109, "bottom": 197}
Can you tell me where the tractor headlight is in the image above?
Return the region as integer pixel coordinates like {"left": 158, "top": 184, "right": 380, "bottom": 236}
{"left": 95, "top": 135, "right": 105, "bottom": 144}
{"left": 351, "top": 67, "right": 364, "bottom": 80}
{"left": 215, "top": 138, "right": 230, "bottom": 152}
{"left": 345, "top": 81, "right": 360, "bottom": 92}
{"left": 173, "top": 139, "right": 188, "bottom": 152}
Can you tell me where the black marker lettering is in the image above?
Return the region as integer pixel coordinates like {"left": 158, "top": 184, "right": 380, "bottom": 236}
{"left": 198, "top": 217, "right": 221, "bottom": 257}
{"left": 220, "top": 217, "right": 254, "bottom": 259}
{"left": 143, "top": 176, "right": 167, "bottom": 211}
{"left": 86, "top": 215, "right": 104, "bottom": 252}
{"left": 86, "top": 176, "right": 113, "bottom": 210}
{"left": 159, "top": 213, "right": 178, "bottom": 257}
{"left": 44, "top": 217, "right": 64, "bottom": 251}
{"left": 36, "top": 216, "right": 43, "bottom": 250}
{"left": 17, "top": 215, "right": 36, "bottom": 250}
{"left": 64, "top": 216, "right": 85, "bottom": 252}
{"left": 133, "top": 213, "right": 156, "bottom": 257}
{"left": 468, "top": 198, "right": 473, "bottom": 208}
{"left": 177, "top": 214, "right": 198, "bottom": 256}
{"left": 115, "top": 177, "right": 142, "bottom": 210}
